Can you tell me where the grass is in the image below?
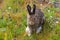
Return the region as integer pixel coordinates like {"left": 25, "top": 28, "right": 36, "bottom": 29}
{"left": 0, "top": 0, "right": 60, "bottom": 40}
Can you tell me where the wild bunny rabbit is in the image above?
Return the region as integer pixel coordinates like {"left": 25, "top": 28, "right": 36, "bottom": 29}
{"left": 26, "top": 4, "right": 45, "bottom": 36}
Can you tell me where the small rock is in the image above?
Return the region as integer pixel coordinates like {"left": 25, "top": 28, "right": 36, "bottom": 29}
{"left": 8, "top": 7, "right": 11, "bottom": 10}
{"left": 56, "top": 21, "right": 59, "bottom": 24}
{"left": 48, "top": 10, "right": 50, "bottom": 12}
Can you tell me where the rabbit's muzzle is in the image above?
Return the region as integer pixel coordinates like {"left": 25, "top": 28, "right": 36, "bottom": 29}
{"left": 28, "top": 19, "right": 35, "bottom": 25}
{"left": 27, "top": 15, "right": 36, "bottom": 25}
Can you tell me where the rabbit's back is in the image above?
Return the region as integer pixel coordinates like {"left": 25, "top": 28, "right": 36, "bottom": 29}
{"left": 34, "top": 9, "right": 44, "bottom": 25}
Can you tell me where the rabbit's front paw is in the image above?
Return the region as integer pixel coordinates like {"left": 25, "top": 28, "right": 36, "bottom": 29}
{"left": 36, "top": 26, "right": 42, "bottom": 34}
{"left": 26, "top": 27, "right": 31, "bottom": 36}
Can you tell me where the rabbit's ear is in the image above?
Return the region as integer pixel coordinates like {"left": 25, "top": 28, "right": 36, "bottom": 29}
{"left": 27, "top": 4, "right": 31, "bottom": 15}
{"left": 33, "top": 4, "right": 36, "bottom": 14}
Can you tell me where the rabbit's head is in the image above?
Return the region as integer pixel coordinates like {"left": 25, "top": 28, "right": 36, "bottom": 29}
{"left": 27, "top": 4, "right": 37, "bottom": 26}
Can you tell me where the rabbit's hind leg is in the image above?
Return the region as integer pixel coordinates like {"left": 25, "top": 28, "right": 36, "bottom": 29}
{"left": 36, "top": 26, "right": 42, "bottom": 34}
{"left": 26, "top": 26, "right": 32, "bottom": 36}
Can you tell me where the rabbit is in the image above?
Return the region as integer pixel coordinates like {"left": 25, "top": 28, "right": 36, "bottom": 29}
{"left": 26, "top": 4, "right": 45, "bottom": 36}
